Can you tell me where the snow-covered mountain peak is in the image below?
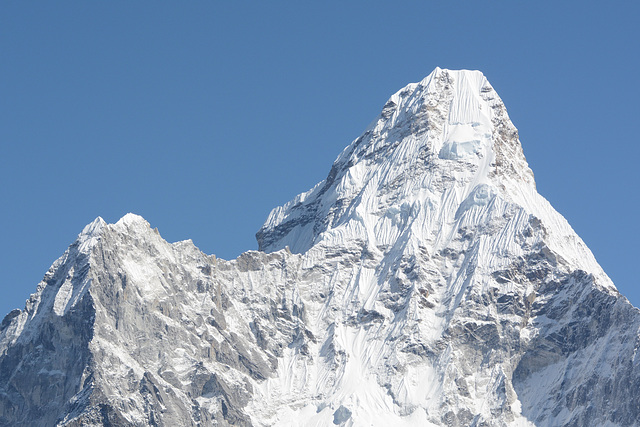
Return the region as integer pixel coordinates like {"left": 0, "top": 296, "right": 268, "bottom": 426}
{"left": 74, "top": 214, "right": 152, "bottom": 255}
{"left": 81, "top": 216, "right": 106, "bottom": 235}
{"left": 114, "top": 212, "right": 149, "bottom": 229}
{"left": 75, "top": 214, "right": 149, "bottom": 244}
{"left": 77, "top": 216, "right": 106, "bottom": 254}
{"left": 257, "top": 68, "right": 536, "bottom": 254}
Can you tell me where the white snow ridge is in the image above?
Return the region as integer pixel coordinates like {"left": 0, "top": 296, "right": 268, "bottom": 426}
{"left": 1, "top": 68, "right": 639, "bottom": 427}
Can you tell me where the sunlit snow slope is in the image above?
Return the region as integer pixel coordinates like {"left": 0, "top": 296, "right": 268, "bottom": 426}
{"left": 1, "top": 68, "right": 639, "bottom": 427}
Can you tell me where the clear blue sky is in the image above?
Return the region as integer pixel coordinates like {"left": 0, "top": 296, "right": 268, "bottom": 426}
{"left": 1, "top": 2, "right": 639, "bottom": 318}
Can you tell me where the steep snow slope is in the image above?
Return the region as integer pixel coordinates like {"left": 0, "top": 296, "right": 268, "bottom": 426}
{"left": 1, "top": 68, "right": 639, "bottom": 426}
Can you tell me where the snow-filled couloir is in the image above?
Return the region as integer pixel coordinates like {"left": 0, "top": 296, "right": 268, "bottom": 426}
{"left": 1, "top": 68, "right": 639, "bottom": 427}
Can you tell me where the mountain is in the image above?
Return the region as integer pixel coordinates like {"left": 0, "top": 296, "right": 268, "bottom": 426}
{"left": 1, "top": 68, "right": 639, "bottom": 427}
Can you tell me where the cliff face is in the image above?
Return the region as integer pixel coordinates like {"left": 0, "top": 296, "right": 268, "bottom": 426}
{"left": 1, "top": 69, "right": 639, "bottom": 427}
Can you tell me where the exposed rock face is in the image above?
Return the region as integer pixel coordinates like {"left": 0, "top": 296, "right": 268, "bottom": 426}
{"left": 1, "top": 68, "right": 639, "bottom": 426}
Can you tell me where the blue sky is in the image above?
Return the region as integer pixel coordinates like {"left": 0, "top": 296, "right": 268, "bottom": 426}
{"left": 1, "top": 2, "right": 639, "bottom": 318}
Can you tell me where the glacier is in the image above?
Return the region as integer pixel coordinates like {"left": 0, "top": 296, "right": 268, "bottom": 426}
{"left": 1, "top": 68, "right": 639, "bottom": 426}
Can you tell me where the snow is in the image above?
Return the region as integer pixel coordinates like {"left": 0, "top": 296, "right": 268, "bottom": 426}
{"left": 116, "top": 212, "right": 148, "bottom": 227}
{"left": 78, "top": 216, "right": 105, "bottom": 253}
{"left": 53, "top": 267, "right": 74, "bottom": 316}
